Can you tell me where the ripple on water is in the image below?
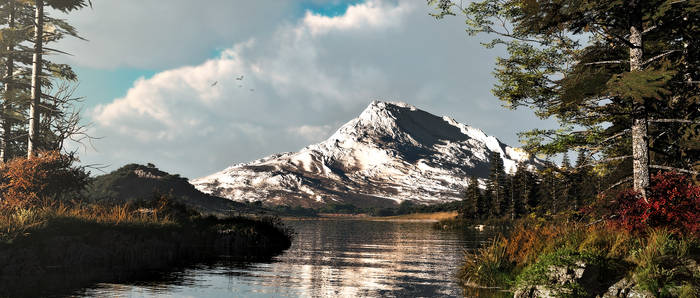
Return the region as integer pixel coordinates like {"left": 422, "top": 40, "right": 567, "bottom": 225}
{"left": 75, "top": 219, "right": 496, "bottom": 298}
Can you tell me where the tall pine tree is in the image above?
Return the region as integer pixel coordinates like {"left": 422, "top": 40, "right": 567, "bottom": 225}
{"left": 462, "top": 176, "right": 481, "bottom": 219}
{"left": 487, "top": 151, "right": 508, "bottom": 217}
{"left": 430, "top": 0, "right": 700, "bottom": 199}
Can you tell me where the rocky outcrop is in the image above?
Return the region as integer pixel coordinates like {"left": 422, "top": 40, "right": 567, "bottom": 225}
{"left": 601, "top": 278, "right": 653, "bottom": 298}
{"left": 514, "top": 261, "right": 601, "bottom": 298}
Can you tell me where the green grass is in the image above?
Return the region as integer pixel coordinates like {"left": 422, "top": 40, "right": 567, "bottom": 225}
{"left": 456, "top": 215, "right": 700, "bottom": 297}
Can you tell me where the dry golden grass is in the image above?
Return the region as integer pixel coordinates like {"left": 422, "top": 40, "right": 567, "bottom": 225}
{"left": 0, "top": 200, "right": 177, "bottom": 242}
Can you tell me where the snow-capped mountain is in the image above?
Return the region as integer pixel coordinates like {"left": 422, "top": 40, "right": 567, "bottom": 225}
{"left": 192, "top": 101, "right": 542, "bottom": 208}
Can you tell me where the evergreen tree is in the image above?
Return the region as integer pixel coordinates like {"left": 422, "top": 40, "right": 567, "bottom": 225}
{"left": 538, "top": 163, "right": 559, "bottom": 215}
{"left": 483, "top": 180, "right": 495, "bottom": 218}
{"left": 430, "top": 0, "right": 700, "bottom": 199}
{"left": 525, "top": 169, "right": 540, "bottom": 213}
{"left": 510, "top": 166, "right": 528, "bottom": 219}
{"left": 488, "top": 151, "right": 508, "bottom": 217}
{"left": 0, "top": 0, "right": 91, "bottom": 159}
{"left": 461, "top": 176, "right": 480, "bottom": 219}
{"left": 1, "top": 0, "right": 33, "bottom": 162}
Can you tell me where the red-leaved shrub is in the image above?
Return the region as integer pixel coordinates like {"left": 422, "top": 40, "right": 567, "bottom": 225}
{"left": 612, "top": 171, "right": 700, "bottom": 237}
{"left": 0, "top": 151, "right": 89, "bottom": 210}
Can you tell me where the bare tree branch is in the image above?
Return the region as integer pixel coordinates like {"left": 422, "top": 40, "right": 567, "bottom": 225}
{"left": 583, "top": 60, "right": 625, "bottom": 66}
{"left": 649, "top": 118, "right": 700, "bottom": 124}
{"left": 577, "top": 155, "right": 632, "bottom": 169}
{"left": 642, "top": 50, "right": 680, "bottom": 66}
{"left": 650, "top": 165, "right": 699, "bottom": 175}
{"left": 600, "top": 129, "right": 630, "bottom": 144}
{"left": 642, "top": 25, "right": 657, "bottom": 34}
{"left": 604, "top": 176, "right": 633, "bottom": 192}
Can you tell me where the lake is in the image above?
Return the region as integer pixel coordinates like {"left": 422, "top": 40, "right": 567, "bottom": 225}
{"left": 72, "top": 219, "right": 496, "bottom": 297}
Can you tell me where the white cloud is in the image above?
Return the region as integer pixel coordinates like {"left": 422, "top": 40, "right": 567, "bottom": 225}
{"left": 303, "top": 1, "right": 410, "bottom": 35}
{"left": 288, "top": 124, "right": 338, "bottom": 142}
{"left": 79, "top": 0, "right": 557, "bottom": 178}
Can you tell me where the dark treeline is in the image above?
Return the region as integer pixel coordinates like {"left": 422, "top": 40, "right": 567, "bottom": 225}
{"left": 457, "top": 151, "right": 603, "bottom": 221}
{"left": 269, "top": 200, "right": 463, "bottom": 217}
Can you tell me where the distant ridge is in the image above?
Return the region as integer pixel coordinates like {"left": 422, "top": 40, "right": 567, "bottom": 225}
{"left": 192, "top": 101, "right": 542, "bottom": 208}
{"left": 86, "top": 164, "right": 254, "bottom": 214}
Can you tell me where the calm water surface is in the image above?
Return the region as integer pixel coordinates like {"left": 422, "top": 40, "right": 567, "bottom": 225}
{"left": 74, "top": 219, "right": 495, "bottom": 297}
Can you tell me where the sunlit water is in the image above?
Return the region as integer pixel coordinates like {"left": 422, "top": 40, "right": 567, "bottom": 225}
{"left": 72, "top": 219, "right": 495, "bottom": 297}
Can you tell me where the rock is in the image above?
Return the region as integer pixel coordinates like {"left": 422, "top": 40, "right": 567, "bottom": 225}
{"left": 514, "top": 285, "right": 557, "bottom": 298}
{"left": 600, "top": 277, "right": 653, "bottom": 298}
{"left": 514, "top": 261, "right": 601, "bottom": 298}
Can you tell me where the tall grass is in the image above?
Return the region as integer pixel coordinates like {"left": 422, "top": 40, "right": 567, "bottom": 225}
{"left": 631, "top": 229, "right": 699, "bottom": 296}
{"left": 459, "top": 217, "right": 699, "bottom": 296}
{"left": 0, "top": 200, "right": 178, "bottom": 244}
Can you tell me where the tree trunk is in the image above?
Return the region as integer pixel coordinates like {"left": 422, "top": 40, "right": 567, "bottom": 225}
{"left": 2, "top": 0, "right": 15, "bottom": 163}
{"left": 629, "top": 1, "right": 649, "bottom": 199}
{"left": 28, "top": 0, "right": 43, "bottom": 158}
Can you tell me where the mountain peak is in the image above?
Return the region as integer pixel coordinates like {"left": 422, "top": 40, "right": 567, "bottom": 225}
{"left": 192, "top": 101, "right": 543, "bottom": 208}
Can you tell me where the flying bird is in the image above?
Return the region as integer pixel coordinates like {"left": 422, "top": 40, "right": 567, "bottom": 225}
{"left": 236, "top": 75, "right": 244, "bottom": 80}
{"left": 210, "top": 81, "right": 218, "bottom": 87}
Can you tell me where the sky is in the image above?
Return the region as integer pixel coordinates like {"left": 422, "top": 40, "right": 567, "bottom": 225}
{"left": 50, "top": 0, "right": 558, "bottom": 179}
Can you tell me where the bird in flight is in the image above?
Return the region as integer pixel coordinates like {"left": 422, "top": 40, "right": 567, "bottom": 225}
{"left": 236, "top": 75, "right": 244, "bottom": 81}
{"left": 210, "top": 81, "right": 218, "bottom": 87}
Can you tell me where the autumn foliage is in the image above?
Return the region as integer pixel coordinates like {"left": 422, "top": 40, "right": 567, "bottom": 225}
{"left": 612, "top": 171, "right": 700, "bottom": 237}
{"left": 0, "top": 151, "right": 89, "bottom": 209}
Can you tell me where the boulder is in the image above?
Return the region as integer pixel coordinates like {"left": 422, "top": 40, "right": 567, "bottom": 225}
{"left": 600, "top": 277, "right": 653, "bottom": 298}
{"left": 514, "top": 261, "right": 600, "bottom": 298}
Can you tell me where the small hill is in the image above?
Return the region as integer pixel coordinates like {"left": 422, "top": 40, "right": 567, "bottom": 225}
{"left": 86, "top": 164, "right": 256, "bottom": 214}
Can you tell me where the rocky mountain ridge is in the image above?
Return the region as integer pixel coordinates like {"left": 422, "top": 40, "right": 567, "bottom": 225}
{"left": 192, "top": 101, "right": 542, "bottom": 208}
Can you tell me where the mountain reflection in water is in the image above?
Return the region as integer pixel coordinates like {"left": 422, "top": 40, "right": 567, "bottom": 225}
{"left": 76, "top": 219, "right": 496, "bottom": 297}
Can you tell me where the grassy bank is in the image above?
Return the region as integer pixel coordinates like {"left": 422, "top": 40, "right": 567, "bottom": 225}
{"left": 458, "top": 215, "right": 700, "bottom": 297}
{"left": 0, "top": 200, "right": 293, "bottom": 297}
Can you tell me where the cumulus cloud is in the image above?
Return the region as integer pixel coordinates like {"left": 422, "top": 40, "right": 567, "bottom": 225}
{"left": 79, "top": 0, "right": 556, "bottom": 178}
{"left": 304, "top": 1, "right": 410, "bottom": 35}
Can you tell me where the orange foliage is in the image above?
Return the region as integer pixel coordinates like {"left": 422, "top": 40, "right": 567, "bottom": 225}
{"left": 504, "top": 219, "right": 571, "bottom": 266}
{"left": 0, "top": 151, "right": 88, "bottom": 210}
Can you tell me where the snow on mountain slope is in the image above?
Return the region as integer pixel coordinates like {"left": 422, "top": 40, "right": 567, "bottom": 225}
{"left": 191, "top": 101, "right": 542, "bottom": 208}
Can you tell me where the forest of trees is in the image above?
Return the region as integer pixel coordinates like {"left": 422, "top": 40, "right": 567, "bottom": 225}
{"left": 431, "top": 0, "right": 698, "bottom": 203}
{"left": 458, "top": 151, "right": 601, "bottom": 220}
{"left": 429, "top": 0, "right": 699, "bottom": 222}
{"left": 0, "top": 0, "right": 91, "bottom": 162}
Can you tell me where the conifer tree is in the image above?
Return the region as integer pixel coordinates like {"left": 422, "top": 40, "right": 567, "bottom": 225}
{"left": 2, "top": 0, "right": 91, "bottom": 158}
{"left": 430, "top": 0, "right": 700, "bottom": 199}
{"left": 482, "top": 182, "right": 495, "bottom": 218}
{"left": 538, "top": 163, "right": 559, "bottom": 214}
{"left": 462, "top": 176, "right": 480, "bottom": 219}
{"left": 487, "top": 151, "right": 507, "bottom": 217}
{"left": 511, "top": 165, "right": 529, "bottom": 218}
{"left": 524, "top": 169, "right": 540, "bottom": 213}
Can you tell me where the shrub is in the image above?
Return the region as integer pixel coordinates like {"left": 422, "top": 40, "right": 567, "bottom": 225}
{"left": 631, "top": 229, "right": 698, "bottom": 296}
{"left": 612, "top": 171, "right": 700, "bottom": 237}
{"left": 0, "top": 151, "right": 89, "bottom": 210}
{"left": 459, "top": 236, "right": 514, "bottom": 287}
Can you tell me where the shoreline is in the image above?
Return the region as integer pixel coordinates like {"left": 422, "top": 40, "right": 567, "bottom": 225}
{"left": 0, "top": 213, "right": 292, "bottom": 297}
{"left": 282, "top": 211, "right": 458, "bottom": 223}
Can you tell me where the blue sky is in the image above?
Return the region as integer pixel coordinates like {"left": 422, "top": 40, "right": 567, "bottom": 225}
{"left": 52, "top": 0, "right": 557, "bottom": 178}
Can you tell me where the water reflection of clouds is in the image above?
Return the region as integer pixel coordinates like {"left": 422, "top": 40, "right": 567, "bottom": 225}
{"left": 78, "top": 220, "right": 496, "bottom": 297}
